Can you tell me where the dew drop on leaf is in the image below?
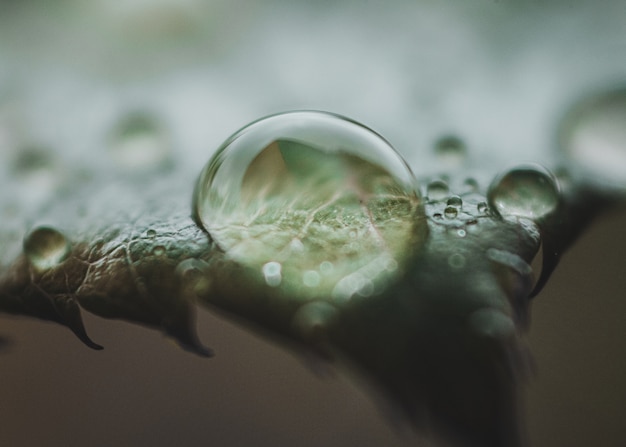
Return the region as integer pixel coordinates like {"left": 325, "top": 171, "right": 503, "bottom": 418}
{"left": 194, "top": 111, "right": 425, "bottom": 302}
{"left": 446, "top": 195, "right": 462, "bottom": 207}
{"left": 487, "top": 165, "right": 560, "bottom": 220}
{"left": 23, "top": 226, "right": 71, "bottom": 271}
{"left": 560, "top": 87, "right": 626, "bottom": 190}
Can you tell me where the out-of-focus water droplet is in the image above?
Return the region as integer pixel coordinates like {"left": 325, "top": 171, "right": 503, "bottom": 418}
{"left": 477, "top": 202, "right": 488, "bottom": 214}
{"left": 560, "top": 87, "right": 626, "bottom": 190}
{"left": 444, "top": 206, "right": 458, "bottom": 219}
{"left": 446, "top": 195, "right": 462, "bottom": 207}
{"left": 462, "top": 178, "right": 479, "bottom": 193}
{"left": 291, "top": 301, "right": 338, "bottom": 342}
{"left": 427, "top": 180, "right": 449, "bottom": 201}
{"left": 262, "top": 261, "right": 282, "bottom": 287}
{"left": 193, "top": 111, "right": 423, "bottom": 299}
{"left": 487, "top": 165, "right": 560, "bottom": 220}
{"left": 23, "top": 226, "right": 71, "bottom": 271}
{"left": 434, "top": 135, "right": 466, "bottom": 165}
{"left": 303, "top": 270, "right": 321, "bottom": 287}
{"left": 109, "top": 112, "right": 172, "bottom": 171}
{"left": 448, "top": 252, "right": 466, "bottom": 269}
{"left": 319, "top": 261, "right": 334, "bottom": 275}
{"left": 457, "top": 229, "right": 466, "bottom": 237}
{"left": 146, "top": 229, "right": 157, "bottom": 239}
{"left": 11, "top": 146, "right": 61, "bottom": 206}
{"left": 152, "top": 245, "right": 166, "bottom": 256}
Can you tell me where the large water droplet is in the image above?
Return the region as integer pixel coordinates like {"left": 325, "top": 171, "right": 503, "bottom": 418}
{"left": 487, "top": 165, "right": 560, "bottom": 220}
{"left": 23, "top": 226, "right": 71, "bottom": 271}
{"left": 194, "top": 111, "right": 424, "bottom": 300}
{"left": 560, "top": 87, "right": 626, "bottom": 190}
{"left": 109, "top": 112, "right": 172, "bottom": 171}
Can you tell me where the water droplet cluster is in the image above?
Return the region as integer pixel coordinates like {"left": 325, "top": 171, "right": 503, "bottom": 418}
{"left": 23, "top": 226, "right": 71, "bottom": 271}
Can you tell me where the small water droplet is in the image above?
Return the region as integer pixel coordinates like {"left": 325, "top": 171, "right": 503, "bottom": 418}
{"left": 146, "top": 229, "right": 157, "bottom": 239}
{"left": 193, "top": 112, "right": 427, "bottom": 290}
{"left": 462, "top": 178, "right": 479, "bottom": 192}
{"left": 303, "top": 270, "right": 321, "bottom": 287}
{"left": 319, "top": 261, "right": 334, "bottom": 275}
{"left": 488, "top": 165, "right": 560, "bottom": 220}
{"left": 291, "top": 301, "right": 338, "bottom": 342}
{"left": 262, "top": 261, "right": 282, "bottom": 287}
{"left": 433, "top": 213, "right": 443, "bottom": 220}
{"left": 560, "top": 87, "right": 626, "bottom": 189}
{"left": 477, "top": 202, "right": 488, "bottom": 214}
{"left": 109, "top": 112, "right": 171, "bottom": 171}
{"left": 444, "top": 206, "right": 458, "bottom": 219}
{"left": 23, "top": 226, "right": 71, "bottom": 271}
{"left": 446, "top": 195, "right": 462, "bottom": 207}
{"left": 434, "top": 135, "right": 466, "bottom": 165}
{"left": 152, "top": 245, "right": 166, "bottom": 256}
{"left": 427, "top": 180, "right": 449, "bottom": 201}
{"left": 448, "top": 252, "right": 466, "bottom": 269}
{"left": 457, "top": 229, "right": 466, "bottom": 237}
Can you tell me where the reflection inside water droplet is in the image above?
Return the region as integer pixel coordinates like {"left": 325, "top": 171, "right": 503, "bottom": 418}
{"left": 487, "top": 165, "right": 560, "bottom": 220}
{"left": 561, "top": 87, "right": 626, "bottom": 189}
{"left": 193, "top": 111, "right": 424, "bottom": 301}
{"left": 23, "top": 226, "right": 71, "bottom": 271}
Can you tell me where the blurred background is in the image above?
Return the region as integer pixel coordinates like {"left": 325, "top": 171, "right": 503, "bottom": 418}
{"left": 0, "top": 0, "right": 625, "bottom": 446}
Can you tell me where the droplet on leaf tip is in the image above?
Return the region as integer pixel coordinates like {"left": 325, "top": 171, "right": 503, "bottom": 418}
{"left": 23, "top": 226, "right": 71, "bottom": 271}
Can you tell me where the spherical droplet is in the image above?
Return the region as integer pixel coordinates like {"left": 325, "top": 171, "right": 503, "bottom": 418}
{"left": 487, "top": 165, "right": 560, "bottom": 220}
{"left": 426, "top": 179, "right": 449, "bottom": 201}
{"left": 193, "top": 111, "right": 423, "bottom": 299}
{"left": 444, "top": 206, "right": 458, "bottom": 219}
{"left": 446, "top": 195, "right": 462, "bottom": 207}
{"left": 434, "top": 135, "right": 466, "bottom": 165}
{"left": 109, "top": 112, "right": 171, "bottom": 171}
{"left": 23, "top": 226, "right": 71, "bottom": 271}
{"left": 560, "top": 87, "right": 626, "bottom": 190}
{"left": 477, "top": 202, "right": 488, "bottom": 214}
{"left": 448, "top": 252, "right": 466, "bottom": 269}
{"left": 152, "top": 245, "right": 166, "bottom": 256}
